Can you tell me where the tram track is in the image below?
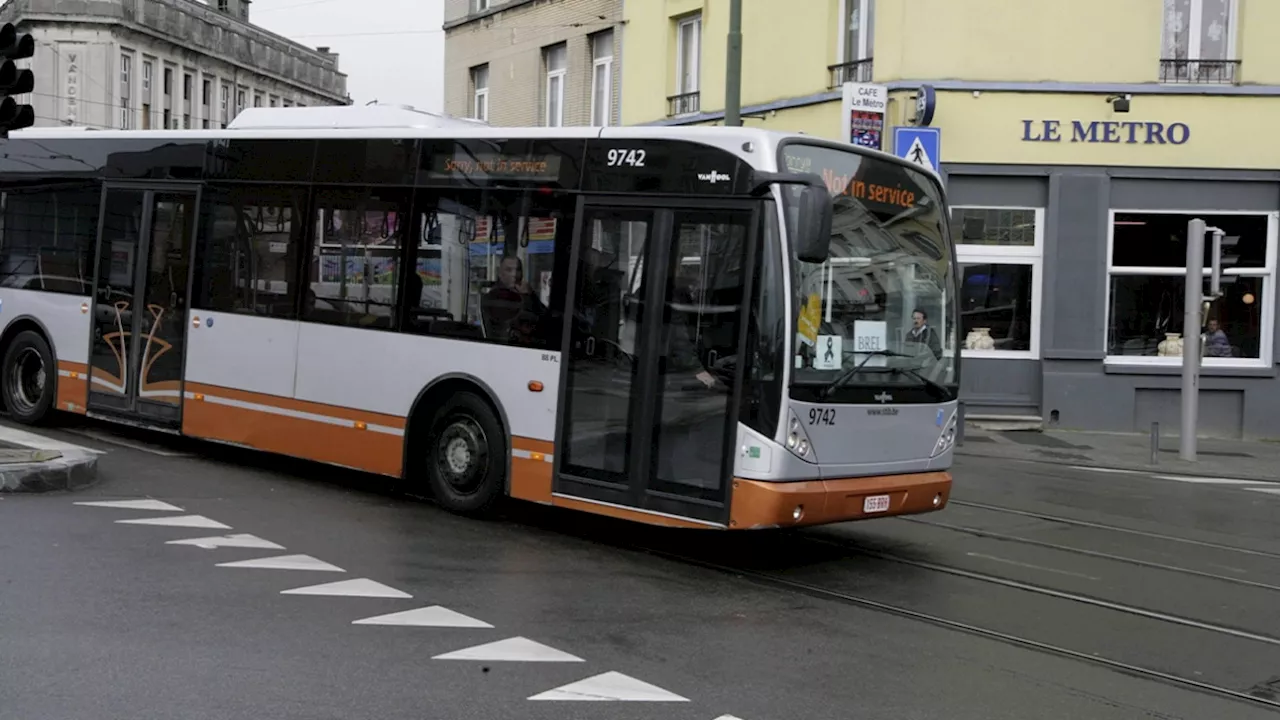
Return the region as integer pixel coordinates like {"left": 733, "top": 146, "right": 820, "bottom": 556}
{"left": 896, "top": 516, "right": 1280, "bottom": 594}
{"left": 632, "top": 539, "right": 1280, "bottom": 713}
{"left": 949, "top": 499, "right": 1280, "bottom": 561}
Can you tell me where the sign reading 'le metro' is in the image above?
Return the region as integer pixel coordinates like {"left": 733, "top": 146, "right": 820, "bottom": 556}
{"left": 1021, "top": 119, "right": 1191, "bottom": 145}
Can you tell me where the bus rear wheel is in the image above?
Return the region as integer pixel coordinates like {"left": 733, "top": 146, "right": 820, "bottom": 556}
{"left": 423, "top": 392, "right": 505, "bottom": 515}
{"left": 2, "top": 330, "right": 55, "bottom": 426}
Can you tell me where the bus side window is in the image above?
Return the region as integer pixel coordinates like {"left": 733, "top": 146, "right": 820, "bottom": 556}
{"left": 401, "top": 188, "right": 571, "bottom": 351}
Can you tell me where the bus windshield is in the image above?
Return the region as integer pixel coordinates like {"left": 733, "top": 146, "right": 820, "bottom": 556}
{"left": 779, "top": 142, "right": 958, "bottom": 402}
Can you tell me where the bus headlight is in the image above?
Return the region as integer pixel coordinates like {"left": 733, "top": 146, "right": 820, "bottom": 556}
{"left": 931, "top": 411, "right": 958, "bottom": 458}
{"left": 785, "top": 409, "right": 815, "bottom": 461}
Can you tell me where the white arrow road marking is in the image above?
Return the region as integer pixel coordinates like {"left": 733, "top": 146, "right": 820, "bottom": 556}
{"left": 116, "top": 515, "right": 230, "bottom": 529}
{"left": 434, "top": 636, "right": 583, "bottom": 662}
{"left": 215, "top": 554, "right": 344, "bottom": 572}
{"left": 166, "top": 534, "right": 285, "bottom": 550}
{"left": 353, "top": 606, "right": 492, "bottom": 628}
{"left": 528, "top": 671, "right": 689, "bottom": 701}
{"left": 75, "top": 499, "right": 185, "bottom": 511}
{"left": 280, "top": 578, "right": 411, "bottom": 599}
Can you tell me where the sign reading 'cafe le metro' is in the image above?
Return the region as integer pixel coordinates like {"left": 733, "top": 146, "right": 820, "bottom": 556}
{"left": 1021, "top": 119, "right": 1191, "bottom": 145}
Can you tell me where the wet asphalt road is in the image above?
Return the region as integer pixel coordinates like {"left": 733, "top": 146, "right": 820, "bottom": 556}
{"left": 2, "top": 418, "right": 1280, "bottom": 720}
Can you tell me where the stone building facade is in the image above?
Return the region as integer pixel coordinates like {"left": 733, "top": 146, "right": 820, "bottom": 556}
{"left": 0, "top": 0, "right": 349, "bottom": 130}
{"left": 443, "top": 0, "right": 623, "bottom": 127}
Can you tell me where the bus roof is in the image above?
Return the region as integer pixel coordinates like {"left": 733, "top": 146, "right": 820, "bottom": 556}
{"left": 7, "top": 106, "right": 939, "bottom": 183}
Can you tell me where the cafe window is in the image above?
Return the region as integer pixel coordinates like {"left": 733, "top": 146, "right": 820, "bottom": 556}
{"left": 1105, "top": 210, "right": 1276, "bottom": 367}
{"left": 951, "top": 206, "right": 1042, "bottom": 358}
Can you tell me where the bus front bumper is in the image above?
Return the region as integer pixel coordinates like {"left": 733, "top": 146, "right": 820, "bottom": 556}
{"left": 729, "top": 471, "right": 952, "bottom": 529}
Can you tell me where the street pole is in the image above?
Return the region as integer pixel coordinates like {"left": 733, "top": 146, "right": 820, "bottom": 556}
{"left": 1181, "top": 218, "right": 1205, "bottom": 461}
{"left": 724, "top": 0, "right": 743, "bottom": 127}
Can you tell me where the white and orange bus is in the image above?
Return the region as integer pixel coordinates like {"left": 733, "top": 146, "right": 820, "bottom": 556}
{"left": 0, "top": 108, "right": 960, "bottom": 529}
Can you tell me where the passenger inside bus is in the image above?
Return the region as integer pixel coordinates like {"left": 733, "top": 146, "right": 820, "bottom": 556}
{"left": 481, "top": 255, "right": 546, "bottom": 343}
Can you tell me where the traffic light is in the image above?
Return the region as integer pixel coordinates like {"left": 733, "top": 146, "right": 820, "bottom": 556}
{"left": 0, "top": 22, "right": 34, "bottom": 137}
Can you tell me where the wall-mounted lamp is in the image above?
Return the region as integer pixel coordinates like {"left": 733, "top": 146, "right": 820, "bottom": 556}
{"left": 1106, "top": 94, "right": 1132, "bottom": 113}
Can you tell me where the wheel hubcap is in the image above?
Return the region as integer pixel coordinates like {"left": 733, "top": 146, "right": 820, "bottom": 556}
{"left": 434, "top": 415, "right": 490, "bottom": 495}
{"left": 8, "top": 348, "right": 45, "bottom": 414}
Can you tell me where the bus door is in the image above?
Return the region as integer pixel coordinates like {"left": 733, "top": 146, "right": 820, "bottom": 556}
{"left": 86, "top": 185, "right": 199, "bottom": 427}
{"left": 555, "top": 197, "right": 759, "bottom": 526}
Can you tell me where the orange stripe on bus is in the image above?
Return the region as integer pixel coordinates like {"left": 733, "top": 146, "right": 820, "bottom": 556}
{"left": 184, "top": 382, "right": 407, "bottom": 430}
{"left": 55, "top": 360, "right": 88, "bottom": 414}
{"left": 509, "top": 437, "right": 554, "bottom": 503}
{"left": 549, "top": 495, "right": 717, "bottom": 529}
{"left": 182, "top": 392, "right": 404, "bottom": 477}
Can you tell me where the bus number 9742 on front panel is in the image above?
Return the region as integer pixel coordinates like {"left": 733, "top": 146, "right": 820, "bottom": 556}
{"left": 606, "top": 148, "right": 647, "bottom": 167}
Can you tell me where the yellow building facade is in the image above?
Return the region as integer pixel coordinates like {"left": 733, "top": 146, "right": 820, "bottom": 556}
{"left": 622, "top": 0, "right": 1280, "bottom": 440}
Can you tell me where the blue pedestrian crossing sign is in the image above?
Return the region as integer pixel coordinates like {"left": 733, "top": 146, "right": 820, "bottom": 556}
{"left": 894, "top": 127, "right": 941, "bottom": 173}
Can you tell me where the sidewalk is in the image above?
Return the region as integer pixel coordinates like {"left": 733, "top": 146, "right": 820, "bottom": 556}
{"left": 0, "top": 423, "right": 100, "bottom": 492}
{"left": 956, "top": 422, "right": 1280, "bottom": 483}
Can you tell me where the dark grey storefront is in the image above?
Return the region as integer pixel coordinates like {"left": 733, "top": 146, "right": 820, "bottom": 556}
{"left": 941, "top": 163, "right": 1280, "bottom": 441}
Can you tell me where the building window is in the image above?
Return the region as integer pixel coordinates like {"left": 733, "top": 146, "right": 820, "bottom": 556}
{"left": 202, "top": 78, "right": 211, "bottom": 106}
{"left": 543, "top": 43, "right": 566, "bottom": 127}
{"left": 142, "top": 60, "right": 153, "bottom": 130}
{"left": 471, "top": 0, "right": 489, "bottom": 12}
{"left": 470, "top": 64, "right": 489, "bottom": 122}
{"left": 217, "top": 0, "right": 229, "bottom": 11}
{"left": 590, "top": 30, "right": 613, "bottom": 126}
{"left": 220, "top": 85, "right": 229, "bottom": 127}
{"left": 671, "top": 14, "right": 701, "bottom": 116}
{"left": 119, "top": 54, "right": 132, "bottom": 130}
{"left": 1160, "top": 0, "right": 1239, "bottom": 84}
{"left": 834, "top": 0, "right": 875, "bottom": 85}
{"left": 253, "top": 92, "right": 263, "bottom": 107}
{"left": 183, "top": 73, "right": 192, "bottom": 101}
{"left": 163, "top": 67, "right": 172, "bottom": 97}
{"left": 269, "top": 95, "right": 279, "bottom": 107}
{"left": 951, "top": 207, "right": 1043, "bottom": 358}
{"left": 1105, "top": 210, "right": 1276, "bottom": 366}
{"left": 237, "top": 89, "right": 246, "bottom": 115}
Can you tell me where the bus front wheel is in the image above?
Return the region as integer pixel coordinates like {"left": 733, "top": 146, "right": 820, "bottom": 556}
{"left": 2, "top": 330, "right": 56, "bottom": 426}
{"left": 423, "top": 392, "right": 505, "bottom": 515}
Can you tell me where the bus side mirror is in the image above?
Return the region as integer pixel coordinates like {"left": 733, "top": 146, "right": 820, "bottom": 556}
{"left": 792, "top": 184, "right": 832, "bottom": 264}
{"left": 750, "top": 171, "right": 832, "bottom": 265}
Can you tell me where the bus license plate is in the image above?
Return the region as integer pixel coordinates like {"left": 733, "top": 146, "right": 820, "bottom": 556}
{"left": 863, "top": 495, "right": 891, "bottom": 513}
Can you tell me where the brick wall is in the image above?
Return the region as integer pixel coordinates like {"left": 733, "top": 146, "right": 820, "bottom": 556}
{"left": 444, "top": 0, "right": 623, "bottom": 127}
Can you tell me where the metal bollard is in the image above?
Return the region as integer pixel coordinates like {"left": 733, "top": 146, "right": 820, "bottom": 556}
{"left": 1150, "top": 422, "right": 1159, "bottom": 465}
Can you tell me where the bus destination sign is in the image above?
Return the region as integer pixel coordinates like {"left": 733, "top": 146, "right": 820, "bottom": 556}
{"left": 781, "top": 143, "right": 931, "bottom": 216}
{"left": 425, "top": 152, "right": 564, "bottom": 182}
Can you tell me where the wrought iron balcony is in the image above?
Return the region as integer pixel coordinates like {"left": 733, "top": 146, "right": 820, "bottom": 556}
{"left": 1159, "top": 58, "right": 1240, "bottom": 85}
{"left": 667, "top": 91, "right": 700, "bottom": 117}
{"left": 829, "top": 58, "right": 874, "bottom": 88}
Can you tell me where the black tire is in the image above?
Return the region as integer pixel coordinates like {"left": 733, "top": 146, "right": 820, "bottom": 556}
{"left": 422, "top": 391, "right": 507, "bottom": 515}
{"left": 2, "top": 330, "right": 56, "bottom": 425}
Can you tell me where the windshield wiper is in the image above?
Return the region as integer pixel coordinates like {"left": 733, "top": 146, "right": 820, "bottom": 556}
{"left": 818, "top": 349, "right": 912, "bottom": 400}
{"left": 891, "top": 366, "right": 954, "bottom": 401}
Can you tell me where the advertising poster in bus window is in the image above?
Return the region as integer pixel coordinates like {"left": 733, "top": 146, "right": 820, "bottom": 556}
{"left": 841, "top": 82, "right": 887, "bottom": 150}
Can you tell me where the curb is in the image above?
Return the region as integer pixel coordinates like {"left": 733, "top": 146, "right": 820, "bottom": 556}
{"left": 955, "top": 446, "right": 1280, "bottom": 484}
{"left": 0, "top": 448, "right": 99, "bottom": 493}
